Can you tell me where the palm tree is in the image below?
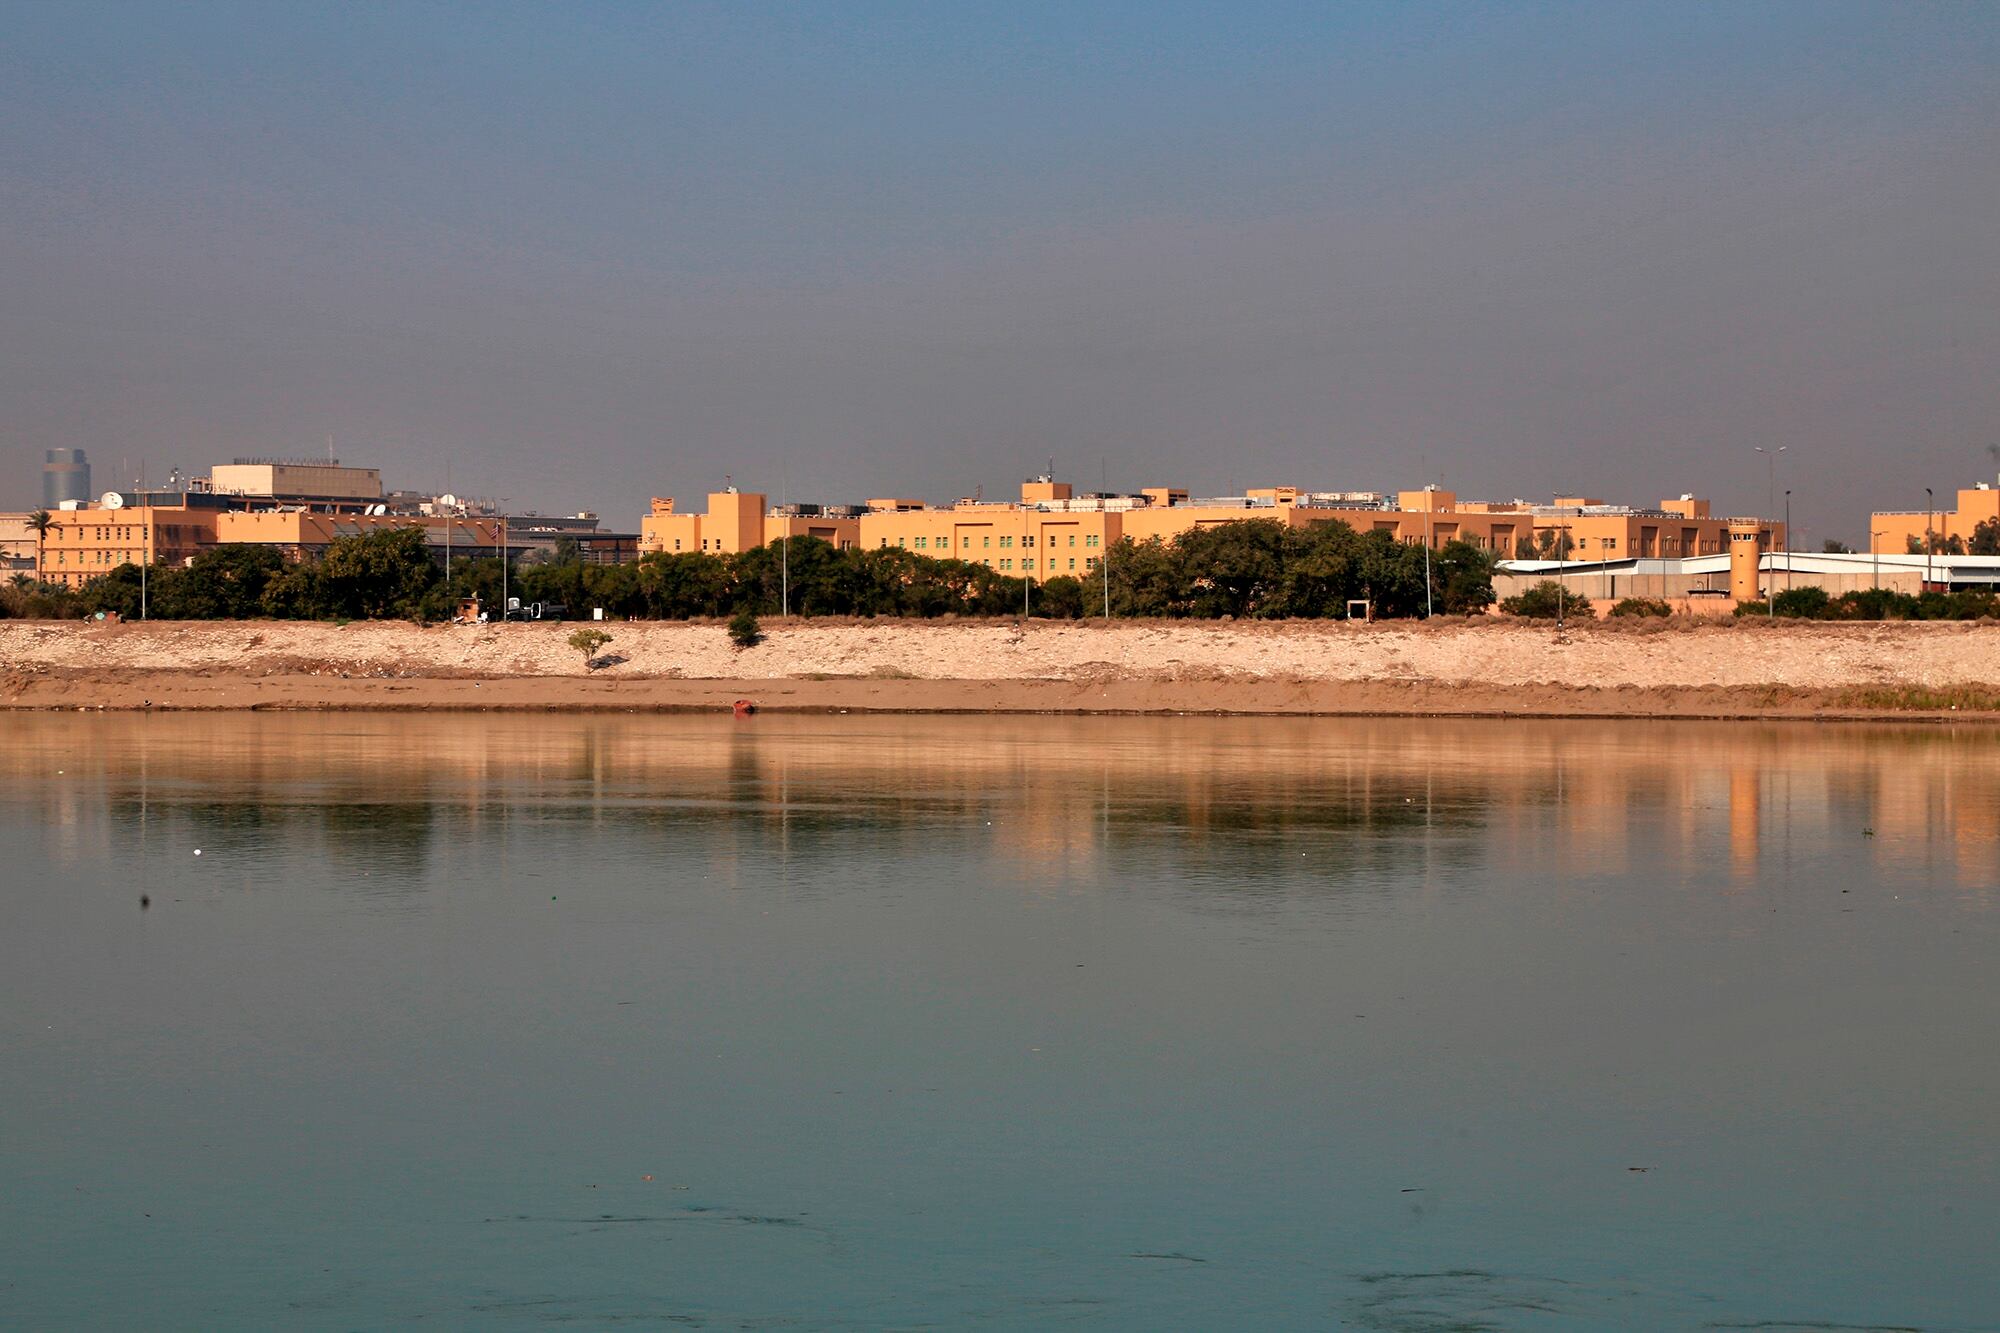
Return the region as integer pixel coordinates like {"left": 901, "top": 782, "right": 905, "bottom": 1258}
{"left": 26, "top": 510, "right": 54, "bottom": 586}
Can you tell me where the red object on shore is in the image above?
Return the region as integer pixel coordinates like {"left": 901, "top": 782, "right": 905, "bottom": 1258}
{"left": 732, "top": 699, "right": 756, "bottom": 717}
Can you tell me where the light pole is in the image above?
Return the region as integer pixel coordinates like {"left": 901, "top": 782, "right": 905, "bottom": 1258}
{"left": 1783, "top": 489, "right": 1792, "bottom": 594}
{"left": 1423, "top": 486, "right": 1433, "bottom": 618}
{"left": 1870, "top": 530, "right": 1885, "bottom": 591}
{"left": 1925, "top": 487, "right": 1934, "bottom": 590}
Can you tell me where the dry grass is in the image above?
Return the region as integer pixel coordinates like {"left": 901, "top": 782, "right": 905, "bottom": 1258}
{"left": 1832, "top": 685, "right": 2000, "bottom": 712}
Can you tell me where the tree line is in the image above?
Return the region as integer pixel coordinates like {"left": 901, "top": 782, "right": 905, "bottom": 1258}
{"left": 2, "top": 519, "right": 1498, "bottom": 622}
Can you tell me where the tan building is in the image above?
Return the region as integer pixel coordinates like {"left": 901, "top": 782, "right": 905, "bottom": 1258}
{"left": 208, "top": 460, "right": 383, "bottom": 502}
{"left": 858, "top": 480, "right": 1119, "bottom": 581}
{"left": 1870, "top": 480, "right": 2000, "bottom": 553}
{"left": 638, "top": 477, "right": 1784, "bottom": 583}
{"left": 640, "top": 491, "right": 863, "bottom": 556}
{"left": 214, "top": 511, "right": 503, "bottom": 559}
{"left": 35, "top": 500, "right": 223, "bottom": 589}
{"left": 0, "top": 513, "right": 37, "bottom": 576}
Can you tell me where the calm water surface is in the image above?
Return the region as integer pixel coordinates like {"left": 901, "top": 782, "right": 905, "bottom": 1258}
{"left": 1, "top": 714, "right": 1996, "bottom": 1330}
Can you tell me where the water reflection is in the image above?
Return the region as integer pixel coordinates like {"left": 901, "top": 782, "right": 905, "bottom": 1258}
{"left": 3, "top": 713, "right": 1997, "bottom": 901}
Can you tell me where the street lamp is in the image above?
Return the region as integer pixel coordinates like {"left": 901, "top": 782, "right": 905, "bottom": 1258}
{"left": 1870, "top": 530, "right": 1886, "bottom": 591}
{"left": 1784, "top": 489, "right": 1792, "bottom": 593}
{"left": 1925, "top": 486, "right": 1934, "bottom": 590}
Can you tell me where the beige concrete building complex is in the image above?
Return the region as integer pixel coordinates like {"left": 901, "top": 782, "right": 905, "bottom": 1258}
{"left": 1870, "top": 479, "right": 2000, "bottom": 553}
{"left": 637, "top": 477, "right": 1781, "bottom": 584}
{"left": 641, "top": 492, "right": 864, "bottom": 555}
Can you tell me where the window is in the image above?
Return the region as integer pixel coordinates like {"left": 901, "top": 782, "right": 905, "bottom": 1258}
{"left": 1068, "top": 558, "right": 1075, "bottom": 571}
{"left": 982, "top": 536, "right": 991, "bottom": 548}
{"left": 1000, "top": 558, "right": 1012, "bottom": 570}
{"left": 1023, "top": 535, "right": 1035, "bottom": 547}
{"left": 1068, "top": 534, "right": 1076, "bottom": 547}
{"left": 1085, "top": 556, "right": 1097, "bottom": 570}
{"left": 914, "top": 536, "right": 927, "bottom": 549}
{"left": 674, "top": 539, "right": 681, "bottom": 550}
{"left": 999, "top": 535, "right": 1013, "bottom": 548}
{"left": 1085, "top": 534, "right": 1100, "bottom": 548}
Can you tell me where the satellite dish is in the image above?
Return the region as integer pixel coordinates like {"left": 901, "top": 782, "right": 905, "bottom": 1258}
{"left": 439, "top": 493, "right": 460, "bottom": 511}
{"left": 101, "top": 492, "right": 125, "bottom": 510}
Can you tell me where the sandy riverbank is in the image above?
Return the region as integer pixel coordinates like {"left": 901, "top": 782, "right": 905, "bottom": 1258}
{"left": 3, "top": 618, "right": 1997, "bottom": 719}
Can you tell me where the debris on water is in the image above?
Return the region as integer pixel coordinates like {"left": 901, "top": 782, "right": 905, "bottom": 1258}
{"left": 641, "top": 1175, "right": 654, "bottom": 1182}
{"left": 139, "top": 895, "right": 150, "bottom": 909}
{"left": 192, "top": 849, "right": 201, "bottom": 856}
{"left": 1627, "top": 1166, "right": 1652, "bottom": 1173}
{"left": 1130, "top": 1252, "right": 1207, "bottom": 1263}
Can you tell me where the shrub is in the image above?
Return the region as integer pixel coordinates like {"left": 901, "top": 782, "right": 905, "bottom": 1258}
{"left": 1500, "top": 581, "right": 1590, "bottom": 619}
{"left": 567, "top": 627, "right": 612, "bottom": 670}
{"left": 1609, "top": 597, "right": 1671, "bottom": 618}
{"left": 1770, "top": 586, "right": 1831, "bottom": 618}
{"left": 727, "top": 607, "right": 761, "bottom": 647}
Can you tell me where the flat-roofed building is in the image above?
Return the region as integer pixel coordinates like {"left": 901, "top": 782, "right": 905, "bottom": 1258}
{"left": 639, "top": 491, "right": 863, "bottom": 556}
{"left": 208, "top": 459, "right": 384, "bottom": 502}
{"left": 857, "top": 480, "right": 1119, "bottom": 581}
{"left": 1871, "top": 479, "right": 2000, "bottom": 554}
{"left": 214, "top": 510, "right": 503, "bottom": 559}
{"left": 35, "top": 494, "right": 226, "bottom": 589}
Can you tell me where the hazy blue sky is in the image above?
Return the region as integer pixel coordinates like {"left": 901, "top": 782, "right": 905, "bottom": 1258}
{"left": 3, "top": 1, "right": 1995, "bottom": 539}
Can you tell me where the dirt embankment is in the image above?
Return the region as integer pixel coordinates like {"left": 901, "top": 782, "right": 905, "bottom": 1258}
{"left": 2, "top": 618, "right": 1997, "bottom": 719}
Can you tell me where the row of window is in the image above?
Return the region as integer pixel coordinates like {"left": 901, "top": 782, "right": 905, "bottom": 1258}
{"left": 885, "top": 531, "right": 1104, "bottom": 551}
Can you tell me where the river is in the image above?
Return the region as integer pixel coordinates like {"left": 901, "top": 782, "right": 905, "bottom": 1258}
{"left": 2, "top": 714, "right": 1996, "bottom": 1329}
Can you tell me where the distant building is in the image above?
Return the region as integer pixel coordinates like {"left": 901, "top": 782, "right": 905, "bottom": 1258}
{"left": 207, "top": 458, "right": 383, "bottom": 503}
{"left": 1871, "top": 478, "right": 2000, "bottom": 553}
{"left": 42, "top": 449, "right": 91, "bottom": 509}
{"left": 635, "top": 476, "right": 1782, "bottom": 584}
{"left": 641, "top": 490, "right": 865, "bottom": 556}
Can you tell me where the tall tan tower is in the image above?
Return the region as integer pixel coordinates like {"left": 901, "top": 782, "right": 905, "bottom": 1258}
{"left": 1728, "top": 520, "right": 1764, "bottom": 603}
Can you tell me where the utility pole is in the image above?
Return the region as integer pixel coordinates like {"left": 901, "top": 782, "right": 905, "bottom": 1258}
{"left": 139, "top": 461, "right": 148, "bottom": 621}
{"left": 1784, "top": 489, "right": 1792, "bottom": 594}
{"left": 1423, "top": 485, "right": 1433, "bottom": 618}
{"left": 1870, "top": 530, "right": 1885, "bottom": 591}
{"left": 1925, "top": 486, "right": 1934, "bottom": 590}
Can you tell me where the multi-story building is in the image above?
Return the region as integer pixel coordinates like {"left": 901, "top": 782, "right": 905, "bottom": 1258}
{"left": 857, "top": 479, "right": 1120, "bottom": 580}
{"left": 41, "top": 449, "right": 91, "bottom": 509}
{"left": 0, "top": 513, "right": 38, "bottom": 575}
{"left": 1870, "top": 478, "right": 2000, "bottom": 553}
{"left": 35, "top": 493, "right": 228, "bottom": 589}
{"left": 213, "top": 511, "right": 505, "bottom": 559}
{"left": 636, "top": 477, "right": 1785, "bottom": 583}
{"left": 207, "top": 459, "right": 384, "bottom": 505}
{"left": 640, "top": 490, "right": 864, "bottom": 555}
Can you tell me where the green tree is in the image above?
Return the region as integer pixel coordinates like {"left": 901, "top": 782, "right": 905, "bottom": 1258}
{"left": 568, "top": 627, "right": 612, "bottom": 669}
{"left": 1969, "top": 518, "right": 2000, "bottom": 557}
{"left": 26, "top": 510, "right": 55, "bottom": 584}
{"left": 317, "top": 526, "right": 439, "bottom": 619}
{"left": 728, "top": 607, "right": 761, "bottom": 647}
{"left": 1033, "top": 575, "right": 1086, "bottom": 618}
{"left": 1820, "top": 538, "right": 1855, "bottom": 554}
{"left": 1433, "top": 539, "right": 1497, "bottom": 615}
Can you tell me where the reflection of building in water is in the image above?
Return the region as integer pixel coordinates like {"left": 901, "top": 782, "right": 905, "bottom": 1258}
{"left": 5, "top": 715, "right": 1999, "bottom": 896}
{"left": 1729, "top": 763, "right": 1761, "bottom": 883}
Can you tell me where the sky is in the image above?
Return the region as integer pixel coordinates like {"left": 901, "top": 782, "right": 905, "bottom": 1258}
{"left": 2, "top": 1, "right": 1995, "bottom": 541}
